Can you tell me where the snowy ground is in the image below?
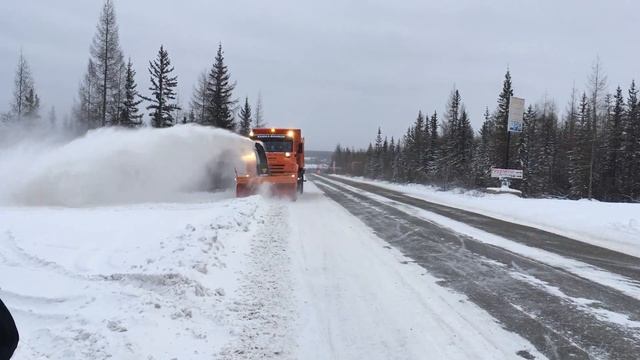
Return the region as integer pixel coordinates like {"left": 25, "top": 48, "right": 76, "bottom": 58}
{"left": 334, "top": 175, "right": 640, "bottom": 258}
{"left": 0, "top": 183, "right": 547, "bottom": 359}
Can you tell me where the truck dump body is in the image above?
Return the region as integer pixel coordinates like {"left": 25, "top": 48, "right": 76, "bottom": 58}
{"left": 236, "top": 128, "right": 305, "bottom": 199}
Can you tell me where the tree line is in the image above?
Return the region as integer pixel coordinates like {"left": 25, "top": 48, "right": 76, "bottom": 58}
{"left": 333, "top": 67, "right": 640, "bottom": 202}
{"left": 2, "top": 0, "right": 265, "bottom": 135}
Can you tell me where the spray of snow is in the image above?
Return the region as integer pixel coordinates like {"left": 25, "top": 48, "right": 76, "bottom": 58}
{"left": 0, "top": 124, "right": 254, "bottom": 206}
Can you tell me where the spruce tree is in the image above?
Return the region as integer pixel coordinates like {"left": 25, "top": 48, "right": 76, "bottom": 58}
{"left": 474, "top": 108, "right": 494, "bottom": 187}
{"left": 519, "top": 105, "right": 537, "bottom": 195}
{"left": 426, "top": 111, "right": 440, "bottom": 179}
{"left": 373, "top": 127, "right": 384, "bottom": 179}
{"left": 145, "top": 45, "right": 180, "bottom": 128}
{"left": 207, "top": 43, "right": 236, "bottom": 130}
{"left": 493, "top": 70, "right": 514, "bottom": 168}
{"left": 238, "top": 97, "right": 253, "bottom": 136}
{"left": 120, "top": 59, "right": 143, "bottom": 127}
{"left": 603, "top": 86, "right": 625, "bottom": 199}
{"left": 23, "top": 87, "right": 41, "bottom": 119}
{"left": 569, "top": 93, "right": 592, "bottom": 198}
{"left": 621, "top": 81, "right": 640, "bottom": 200}
{"left": 10, "top": 51, "right": 36, "bottom": 120}
{"left": 89, "top": 0, "right": 125, "bottom": 126}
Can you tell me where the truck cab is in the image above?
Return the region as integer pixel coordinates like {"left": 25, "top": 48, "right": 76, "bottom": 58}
{"left": 250, "top": 128, "right": 305, "bottom": 194}
{"left": 236, "top": 128, "right": 305, "bottom": 199}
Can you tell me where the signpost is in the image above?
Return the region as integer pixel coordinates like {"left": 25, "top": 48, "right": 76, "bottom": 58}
{"left": 508, "top": 97, "right": 525, "bottom": 133}
{"left": 491, "top": 168, "right": 523, "bottom": 180}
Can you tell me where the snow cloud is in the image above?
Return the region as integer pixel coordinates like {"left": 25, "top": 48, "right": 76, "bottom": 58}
{"left": 0, "top": 125, "right": 254, "bottom": 206}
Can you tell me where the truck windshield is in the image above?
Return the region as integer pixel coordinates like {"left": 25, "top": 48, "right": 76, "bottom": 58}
{"left": 262, "top": 140, "right": 293, "bottom": 153}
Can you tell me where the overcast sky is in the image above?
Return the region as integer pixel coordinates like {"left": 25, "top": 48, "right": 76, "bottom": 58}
{"left": 2, "top": 0, "right": 639, "bottom": 150}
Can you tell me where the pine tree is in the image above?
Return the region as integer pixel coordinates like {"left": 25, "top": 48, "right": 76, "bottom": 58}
{"left": 10, "top": 51, "right": 36, "bottom": 120}
{"left": 372, "top": 127, "right": 384, "bottom": 179}
{"left": 425, "top": 111, "right": 440, "bottom": 179}
{"left": 238, "top": 97, "right": 253, "bottom": 136}
{"left": 519, "top": 105, "right": 537, "bottom": 195}
{"left": 144, "top": 45, "right": 180, "bottom": 128}
{"left": 89, "top": 0, "right": 125, "bottom": 126}
{"left": 493, "top": 70, "right": 514, "bottom": 168}
{"left": 474, "top": 108, "right": 494, "bottom": 186}
{"left": 569, "top": 93, "right": 592, "bottom": 198}
{"left": 555, "top": 86, "right": 579, "bottom": 194}
{"left": 535, "top": 101, "right": 557, "bottom": 194}
{"left": 620, "top": 81, "right": 640, "bottom": 200}
{"left": 23, "top": 87, "right": 41, "bottom": 119}
{"left": 119, "top": 59, "right": 143, "bottom": 127}
{"left": 456, "top": 106, "right": 475, "bottom": 185}
{"left": 603, "top": 86, "right": 625, "bottom": 199}
{"left": 440, "top": 89, "right": 463, "bottom": 186}
{"left": 207, "top": 43, "right": 236, "bottom": 130}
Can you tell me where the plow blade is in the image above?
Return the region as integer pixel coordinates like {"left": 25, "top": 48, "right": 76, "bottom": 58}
{"left": 236, "top": 175, "right": 298, "bottom": 200}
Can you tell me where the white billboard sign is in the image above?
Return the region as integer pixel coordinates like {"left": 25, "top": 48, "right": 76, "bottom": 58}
{"left": 491, "top": 168, "right": 523, "bottom": 179}
{"left": 508, "top": 97, "right": 525, "bottom": 133}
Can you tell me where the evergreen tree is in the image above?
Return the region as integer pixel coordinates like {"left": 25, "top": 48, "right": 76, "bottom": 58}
{"left": 620, "top": 81, "right": 640, "bottom": 200}
{"left": 119, "top": 59, "right": 143, "bottom": 127}
{"left": 365, "top": 143, "right": 375, "bottom": 178}
{"left": 555, "top": 86, "right": 579, "bottom": 194}
{"left": 602, "top": 86, "right": 625, "bottom": 199}
{"left": 238, "top": 97, "right": 253, "bottom": 136}
{"left": 144, "top": 45, "right": 180, "bottom": 128}
{"left": 474, "top": 108, "right": 494, "bottom": 186}
{"left": 89, "top": 0, "right": 125, "bottom": 126}
{"left": 425, "top": 111, "right": 440, "bottom": 179}
{"left": 23, "top": 87, "right": 40, "bottom": 119}
{"left": 569, "top": 93, "right": 592, "bottom": 198}
{"left": 519, "top": 105, "right": 537, "bottom": 195}
{"left": 10, "top": 51, "right": 36, "bottom": 120}
{"left": 373, "top": 127, "right": 384, "bottom": 179}
{"left": 207, "top": 43, "right": 236, "bottom": 130}
{"left": 493, "top": 70, "right": 514, "bottom": 168}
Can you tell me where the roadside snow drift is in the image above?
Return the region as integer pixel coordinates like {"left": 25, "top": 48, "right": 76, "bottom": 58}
{"left": 0, "top": 125, "right": 254, "bottom": 206}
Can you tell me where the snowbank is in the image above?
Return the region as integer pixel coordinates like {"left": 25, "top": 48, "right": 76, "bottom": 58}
{"left": 0, "top": 196, "right": 266, "bottom": 359}
{"left": 0, "top": 124, "right": 254, "bottom": 206}
{"left": 335, "top": 176, "right": 640, "bottom": 258}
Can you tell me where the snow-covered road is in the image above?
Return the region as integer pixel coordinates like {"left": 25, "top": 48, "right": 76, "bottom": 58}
{"left": 289, "top": 183, "right": 542, "bottom": 360}
{"left": 4, "top": 175, "right": 639, "bottom": 359}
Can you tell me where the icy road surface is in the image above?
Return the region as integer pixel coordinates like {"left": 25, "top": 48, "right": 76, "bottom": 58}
{"left": 313, "top": 174, "right": 640, "bottom": 360}
{"left": 0, "top": 182, "right": 549, "bottom": 359}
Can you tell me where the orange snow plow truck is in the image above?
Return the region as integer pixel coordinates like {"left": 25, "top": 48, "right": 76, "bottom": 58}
{"left": 236, "top": 128, "right": 305, "bottom": 200}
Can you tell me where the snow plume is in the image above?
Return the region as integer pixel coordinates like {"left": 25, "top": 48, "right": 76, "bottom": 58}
{"left": 0, "top": 124, "right": 254, "bottom": 206}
